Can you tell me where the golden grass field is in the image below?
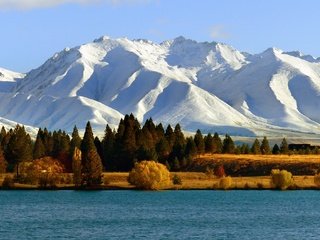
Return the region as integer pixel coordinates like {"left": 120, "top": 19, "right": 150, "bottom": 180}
{"left": 1, "top": 154, "right": 319, "bottom": 190}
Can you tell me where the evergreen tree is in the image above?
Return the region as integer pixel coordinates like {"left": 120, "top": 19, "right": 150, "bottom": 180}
{"left": 240, "top": 144, "right": 250, "bottom": 154}
{"left": 280, "top": 138, "right": 289, "bottom": 154}
{"left": 194, "top": 129, "right": 205, "bottom": 155}
{"left": 272, "top": 144, "right": 280, "bottom": 154}
{"left": 165, "top": 124, "right": 175, "bottom": 149}
{"left": 155, "top": 137, "right": 170, "bottom": 162}
{"left": 260, "top": 136, "right": 271, "bottom": 154}
{"left": 80, "top": 122, "right": 103, "bottom": 187}
{"left": 70, "top": 126, "right": 82, "bottom": 156}
{"left": 185, "top": 137, "right": 197, "bottom": 157}
{"left": 213, "top": 133, "right": 223, "bottom": 153}
{"left": 172, "top": 157, "right": 180, "bottom": 171}
{"left": 251, "top": 139, "right": 261, "bottom": 154}
{"left": 94, "top": 136, "right": 103, "bottom": 161}
{"left": 33, "top": 130, "right": 46, "bottom": 159}
{"left": 0, "top": 126, "right": 6, "bottom": 146}
{"left": 204, "top": 133, "right": 214, "bottom": 153}
{"left": 5, "top": 125, "right": 33, "bottom": 176}
{"left": 222, "top": 134, "right": 235, "bottom": 154}
{"left": 102, "top": 125, "right": 115, "bottom": 171}
{"left": 82, "top": 149, "right": 103, "bottom": 186}
{"left": 0, "top": 145, "right": 7, "bottom": 173}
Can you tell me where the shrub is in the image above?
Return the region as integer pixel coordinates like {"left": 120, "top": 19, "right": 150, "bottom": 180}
{"left": 271, "top": 169, "right": 293, "bottom": 190}
{"left": 205, "top": 166, "right": 214, "bottom": 179}
{"left": 172, "top": 174, "right": 182, "bottom": 185}
{"left": 219, "top": 176, "right": 233, "bottom": 190}
{"left": 128, "top": 161, "right": 171, "bottom": 190}
{"left": 215, "top": 165, "right": 226, "bottom": 178}
{"left": 314, "top": 174, "right": 320, "bottom": 187}
{"left": 2, "top": 175, "right": 14, "bottom": 189}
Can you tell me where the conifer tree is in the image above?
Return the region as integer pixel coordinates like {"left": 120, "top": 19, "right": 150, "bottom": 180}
{"left": 165, "top": 124, "right": 175, "bottom": 149}
{"left": 204, "top": 133, "right": 214, "bottom": 153}
{"left": 222, "top": 134, "right": 235, "bottom": 154}
{"left": 213, "top": 133, "right": 223, "bottom": 153}
{"left": 0, "top": 145, "right": 7, "bottom": 173}
{"left": 5, "top": 125, "right": 33, "bottom": 176}
{"left": 280, "top": 138, "right": 289, "bottom": 154}
{"left": 155, "top": 137, "right": 170, "bottom": 162}
{"left": 185, "top": 137, "right": 197, "bottom": 157}
{"left": 80, "top": 122, "right": 103, "bottom": 187}
{"left": 260, "top": 136, "right": 271, "bottom": 154}
{"left": 272, "top": 144, "right": 280, "bottom": 154}
{"left": 194, "top": 129, "right": 205, "bottom": 155}
{"left": 102, "top": 125, "right": 115, "bottom": 171}
{"left": 251, "top": 139, "right": 261, "bottom": 154}
{"left": 33, "top": 131, "right": 46, "bottom": 159}
{"left": 70, "top": 126, "right": 82, "bottom": 156}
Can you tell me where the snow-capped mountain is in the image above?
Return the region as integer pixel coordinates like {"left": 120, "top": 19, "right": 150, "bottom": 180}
{"left": 0, "top": 36, "right": 320, "bottom": 136}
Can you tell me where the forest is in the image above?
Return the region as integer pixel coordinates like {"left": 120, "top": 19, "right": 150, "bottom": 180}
{"left": 0, "top": 114, "right": 319, "bottom": 183}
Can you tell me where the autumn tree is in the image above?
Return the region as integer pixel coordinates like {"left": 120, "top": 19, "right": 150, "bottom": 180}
{"left": 72, "top": 147, "right": 82, "bottom": 188}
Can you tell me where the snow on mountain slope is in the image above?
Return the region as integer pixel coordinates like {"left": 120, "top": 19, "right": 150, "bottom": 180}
{"left": 204, "top": 48, "right": 320, "bottom": 133}
{"left": 1, "top": 36, "right": 320, "bottom": 136}
{"left": 0, "top": 67, "right": 25, "bottom": 93}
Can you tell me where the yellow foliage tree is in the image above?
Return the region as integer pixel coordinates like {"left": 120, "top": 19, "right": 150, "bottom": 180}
{"left": 271, "top": 169, "right": 293, "bottom": 190}
{"left": 128, "top": 161, "right": 171, "bottom": 190}
{"left": 219, "top": 176, "right": 233, "bottom": 190}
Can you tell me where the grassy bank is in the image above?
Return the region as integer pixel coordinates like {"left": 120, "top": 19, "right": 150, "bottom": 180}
{"left": 0, "top": 172, "right": 318, "bottom": 190}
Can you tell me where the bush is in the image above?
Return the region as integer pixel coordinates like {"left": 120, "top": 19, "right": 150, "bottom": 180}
{"left": 128, "top": 161, "right": 171, "bottom": 190}
{"left": 172, "top": 174, "right": 182, "bottom": 185}
{"left": 219, "top": 176, "right": 233, "bottom": 190}
{"left": 205, "top": 167, "right": 214, "bottom": 179}
{"left": 215, "top": 165, "right": 226, "bottom": 178}
{"left": 314, "top": 174, "right": 320, "bottom": 187}
{"left": 271, "top": 169, "right": 293, "bottom": 190}
{"left": 2, "top": 175, "right": 14, "bottom": 189}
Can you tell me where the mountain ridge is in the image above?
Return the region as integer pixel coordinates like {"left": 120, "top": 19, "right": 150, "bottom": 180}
{"left": 1, "top": 36, "right": 320, "bottom": 137}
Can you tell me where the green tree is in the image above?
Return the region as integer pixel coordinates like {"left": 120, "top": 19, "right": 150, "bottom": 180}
{"left": 5, "top": 125, "right": 33, "bottom": 176}
{"left": 280, "top": 138, "right": 289, "bottom": 154}
{"left": 260, "top": 136, "right": 271, "bottom": 154}
{"left": 251, "top": 139, "right": 261, "bottom": 154}
{"left": 70, "top": 126, "right": 82, "bottom": 157}
{"left": 213, "top": 133, "right": 222, "bottom": 153}
{"left": 80, "top": 122, "right": 103, "bottom": 187}
{"left": 194, "top": 129, "right": 205, "bottom": 155}
{"left": 102, "top": 125, "right": 115, "bottom": 171}
{"left": 204, "top": 133, "right": 214, "bottom": 153}
{"left": 33, "top": 129, "right": 46, "bottom": 159}
{"left": 185, "top": 137, "right": 197, "bottom": 157}
{"left": 0, "top": 145, "right": 7, "bottom": 173}
{"left": 272, "top": 144, "right": 280, "bottom": 154}
{"left": 222, "top": 134, "right": 235, "bottom": 154}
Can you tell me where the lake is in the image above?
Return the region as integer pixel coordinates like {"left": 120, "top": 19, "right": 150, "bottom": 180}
{"left": 0, "top": 190, "right": 320, "bottom": 239}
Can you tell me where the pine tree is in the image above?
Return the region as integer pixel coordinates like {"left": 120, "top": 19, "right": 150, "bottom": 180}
{"left": 251, "top": 139, "right": 261, "bottom": 154}
{"left": 70, "top": 126, "right": 82, "bottom": 156}
{"left": 155, "top": 137, "right": 170, "bottom": 162}
{"left": 272, "top": 144, "right": 280, "bottom": 154}
{"left": 33, "top": 131, "right": 46, "bottom": 159}
{"left": 185, "top": 137, "right": 197, "bottom": 157}
{"left": 194, "top": 129, "right": 205, "bottom": 155}
{"left": 222, "top": 134, "right": 235, "bottom": 154}
{"left": 213, "top": 133, "right": 222, "bottom": 153}
{"left": 260, "top": 136, "right": 271, "bottom": 154}
{"left": 5, "top": 125, "right": 33, "bottom": 176}
{"left": 102, "top": 125, "right": 115, "bottom": 171}
{"left": 80, "top": 122, "right": 103, "bottom": 187}
{"left": 204, "top": 133, "right": 214, "bottom": 153}
{"left": 0, "top": 145, "right": 7, "bottom": 173}
{"left": 280, "top": 138, "right": 289, "bottom": 154}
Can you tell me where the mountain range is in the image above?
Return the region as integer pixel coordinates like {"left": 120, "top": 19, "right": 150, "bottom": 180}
{"left": 1, "top": 36, "right": 320, "bottom": 137}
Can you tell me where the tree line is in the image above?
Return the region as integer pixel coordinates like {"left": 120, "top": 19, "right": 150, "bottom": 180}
{"left": 0, "top": 114, "right": 319, "bottom": 176}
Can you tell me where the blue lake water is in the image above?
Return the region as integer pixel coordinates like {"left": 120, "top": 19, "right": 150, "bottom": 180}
{"left": 0, "top": 190, "right": 320, "bottom": 239}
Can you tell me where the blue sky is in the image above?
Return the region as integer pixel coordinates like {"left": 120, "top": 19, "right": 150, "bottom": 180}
{"left": 1, "top": 0, "right": 320, "bottom": 72}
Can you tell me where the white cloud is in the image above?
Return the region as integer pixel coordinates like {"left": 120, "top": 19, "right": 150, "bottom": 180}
{"left": 209, "top": 25, "right": 230, "bottom": 40}
{"left": 0, "top": 0, "right": 153, "bottom": 10}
